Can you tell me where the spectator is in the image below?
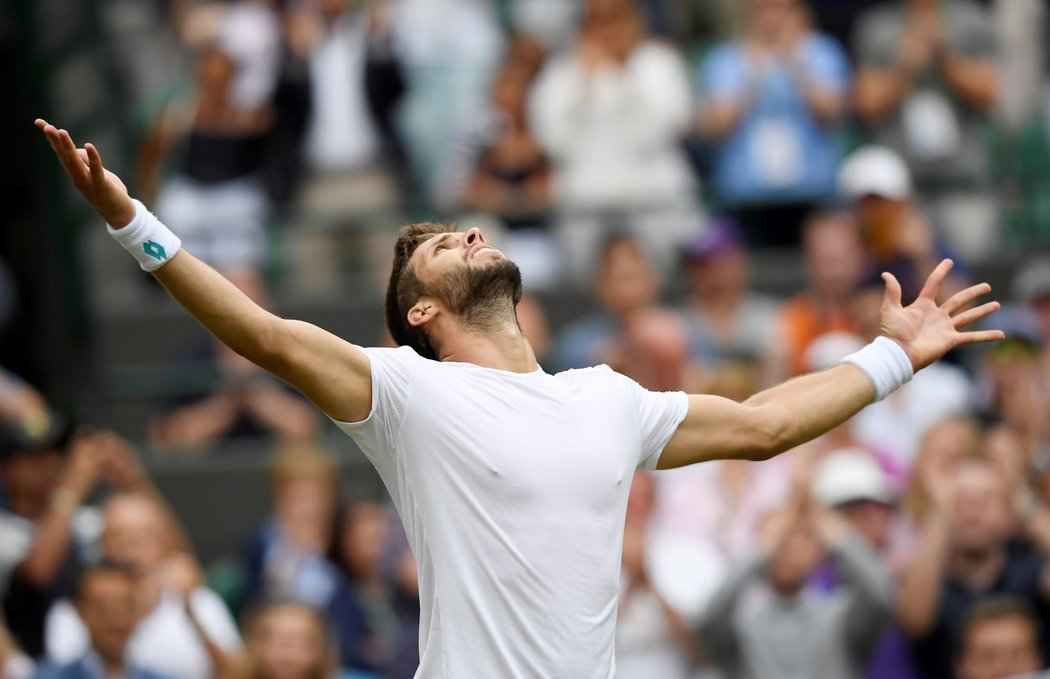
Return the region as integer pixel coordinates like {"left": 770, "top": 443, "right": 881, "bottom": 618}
{"left": 529, "top": 0, "right": 701, "bottom": 279}
{"left": 448, "top": 63, "right": 551, "bottom": 231}
{"left": 901, "top": 416, "right": 982, "bottom": 526}
{"left": 282, "top": 0, "right": 409, "bottom": 296}
{"left": 897, "top": 458, "right": 1050, "bottom": 679}
{"left": 228, "top": 601, "right": 338, "bottom": 679}
{"left": 550, "top": 236, "right": 662, "bottom": 372}
{"left": 616, "top": 472, "right": 722, "bottom": 679}
{"left": 139, "top": 44, "right": 273, "bottom": 281}
{"left": 698, "top": 0, "right": 851, "bottom": 247}
{"left": 975, "top": 307, "right": 1046, "bottom": 457}
{"left": 0, "top": 426, "right": 153, "bottom": 657}
{"left": 853, "top": 0, "right": 1000, "bottom": 261}
{"left": 770, "top": 210, "right": 865, "bottom": 380}
{"left": 680, "top": 221, "right": 780, "bottom": 371}
{"left": 326, "top": 500, "right": 412, "bottom": 675}
{"left": 1011, "top": 257, "right": 1050, "bottom": 387}
{"left": 34, "top": 564, "right": 173, "bottom": 679}
{"left": 812, "top": 448, "right": 920, "bottom": 679}
{"left": 46, "top": 493, "right": 241, "bottom": 679}
{"left": 699, "top": 494, "right": 895, "bottom": 679}
{"left": 238, "top": 445, "right": 351, "bottom": 645}
{"left": 838, "top": 145, "right": 968, "bottom": 302}
{"left": 956, "top": 597, "right": 1046, "bottom": 679}
{"left": 148, "top": 341, "right": 320, "bottom": 452}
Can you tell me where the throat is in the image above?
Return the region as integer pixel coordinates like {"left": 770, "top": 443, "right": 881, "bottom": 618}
{"left": 439, "top": 319, "right": 538, "bottom": 373}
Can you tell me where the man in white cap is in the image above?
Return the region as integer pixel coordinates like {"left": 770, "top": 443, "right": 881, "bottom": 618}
{"left": 839, "top": 145, "right": 966, "bottom": 303}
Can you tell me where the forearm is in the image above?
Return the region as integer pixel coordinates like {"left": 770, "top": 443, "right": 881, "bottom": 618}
{"left": 15, "top": 495, "right": 77, "bottom": 587}
{"left": 939, "top": 55, "right": 998, "bottom": 110}
{"left": 701, "top": 99, "right": 750, "bottom": 138}
{"left": 896, "top": 515, "right": 950, "bottom": 636}
{"left": 153, "top": 251, "right": 284, "bottom": 370}
{"left": 799, "top": 82, "right": 845, "bottom": 123}
{"left": 743, "top": 363, "right": 875, "bottom": 457}
{"left": 185, "top": 599, "right": 231, "bottom": 676}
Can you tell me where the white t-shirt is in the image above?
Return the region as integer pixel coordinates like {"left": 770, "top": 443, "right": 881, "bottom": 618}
{"left": 333, "top": 346, "right": 689, "bottom": 678}
{"left": 46, "top": 587, "right": 242, "bottom": 679}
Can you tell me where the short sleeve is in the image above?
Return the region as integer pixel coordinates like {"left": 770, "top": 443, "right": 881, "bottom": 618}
{"left": 701, "top": 44, "right": 746, "bottom": 104}
{"left": 0, "top": 512, "right": 33, "bottom": 590}
{"left": 805, "top": 35, "right": 852, "bottom": 94}
{"left": 330, "top": 346, "right": 417, "bottom": 468}
{"left": 188, "top": 587, "right": 243, "bottom": 652}
{"left": 613, "top": 372, "right": 689, "bottom": 471}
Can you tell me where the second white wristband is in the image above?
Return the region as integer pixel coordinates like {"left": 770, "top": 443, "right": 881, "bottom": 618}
{"left": 106, "top": 199, "right": 181, "bottom": 272}
{"left": 840, "top": 336, "right": 914, "bottom": 401}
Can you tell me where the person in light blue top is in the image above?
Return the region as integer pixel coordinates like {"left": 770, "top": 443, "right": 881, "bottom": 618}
{"left": 699, "top": 0, "right": 851, "bottom": 244}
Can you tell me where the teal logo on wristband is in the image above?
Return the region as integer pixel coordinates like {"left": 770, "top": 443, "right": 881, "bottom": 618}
{"left": 143, "top": 241, "right": 167, "bottom": 261}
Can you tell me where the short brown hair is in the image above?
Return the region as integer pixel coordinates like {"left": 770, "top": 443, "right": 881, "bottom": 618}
{"left": 959, "top": 596, "right": 1041, "bottom": 658}
{"left": 385, "top": 222, "right": 457, "bottom": 359}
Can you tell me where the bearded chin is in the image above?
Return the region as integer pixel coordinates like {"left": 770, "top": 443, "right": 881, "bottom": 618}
{"left": 438, "top": 259, "right": 523, "bottom": 330}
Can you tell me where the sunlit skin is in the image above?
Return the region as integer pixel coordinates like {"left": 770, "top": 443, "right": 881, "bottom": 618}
{"left": 76, "top": 570, "right": 139, "bottom": 673}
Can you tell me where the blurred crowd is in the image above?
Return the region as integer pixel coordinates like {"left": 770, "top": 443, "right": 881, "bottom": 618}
{"left": 3, "top": 0, "right": 1050, "bottom": 677}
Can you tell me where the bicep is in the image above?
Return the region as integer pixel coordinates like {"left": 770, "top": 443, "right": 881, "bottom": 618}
{"left": 657, "top": 394, "right": 774, "bottom": 469}
{"left": 264, "top": 319, "right": 372, "bottom": 423}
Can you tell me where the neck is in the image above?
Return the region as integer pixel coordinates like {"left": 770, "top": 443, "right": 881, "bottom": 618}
{"left": 96, "top": 650, "right": 124, "bottom": 678}
{"left": 952, "top": 546, "right": 1005, "bottom": 587}
{"left": 438, "top": 318, "right": 538, "bottom": 373}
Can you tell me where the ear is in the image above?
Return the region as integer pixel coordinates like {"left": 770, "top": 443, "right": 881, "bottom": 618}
{"left": 407, "top": 297, "right": 439, "bottom": 328}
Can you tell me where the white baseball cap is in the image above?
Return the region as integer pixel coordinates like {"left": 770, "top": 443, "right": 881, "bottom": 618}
{"left": 838, "top": 146, "right": 913, "bottom": 201}
{"left": 812, "top": 448, "right": 894, "bottom": 507}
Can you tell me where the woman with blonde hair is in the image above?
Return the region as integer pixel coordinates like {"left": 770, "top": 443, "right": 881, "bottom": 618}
{"left": 229, "top": 601, "right": 340, "bottom": 679}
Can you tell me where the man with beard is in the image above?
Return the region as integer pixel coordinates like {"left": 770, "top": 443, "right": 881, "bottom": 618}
{"left": 36, "top": 120, "right": 1004, "bottom": 678}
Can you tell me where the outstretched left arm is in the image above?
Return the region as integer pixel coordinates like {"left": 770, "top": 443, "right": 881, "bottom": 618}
{"left": 658, "top": 260, "right": 1002, "bottom": 469}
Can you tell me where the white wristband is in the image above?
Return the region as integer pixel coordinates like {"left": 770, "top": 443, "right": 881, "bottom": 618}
{"left": 840, "top": 336, "right": 914, "bottom": 401}
{"left": 106, "top": 200, "right": 181, "bottom": 272}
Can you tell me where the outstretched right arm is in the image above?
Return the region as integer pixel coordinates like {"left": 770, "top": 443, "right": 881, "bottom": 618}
{"left": 36, "top": 120, "right": 373, "bottom": 423}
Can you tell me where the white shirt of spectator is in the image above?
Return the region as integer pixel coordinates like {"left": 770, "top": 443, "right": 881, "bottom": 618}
{"left": 529, "top": 41, "right": 697, "bottom": 209}
{"left": 45, "top": 587, "right": 242, "bottom": 679}
{"left": 615, "top": 530, "right": 727, "bottom": 679}
{"left": 217, "top": 1, "right": 282, "bottom": 111}
{"left": 332, "top": 346, "right": 689, "bottom": 677}
{"left": 304, "top": 14, "right": 381, "bottom": 174}
{"left": 0, "top": 507, "right": 101, "bottom": 598}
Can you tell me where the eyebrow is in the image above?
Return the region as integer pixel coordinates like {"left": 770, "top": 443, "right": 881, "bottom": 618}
{"left": 428, "top": 233, "right": 454, "bottom": 255}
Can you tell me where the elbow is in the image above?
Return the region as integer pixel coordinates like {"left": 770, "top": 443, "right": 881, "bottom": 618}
{"left": 741, "top": 405, "right": 796, "bottom": 461}
{"left": 15, "top": 559, "right": 57, "bottom": 589}
{"left": 241, "top": 319, "right": 290, "bottom": 373}
{"left": 895, "top": 599, "right": 933, "bottom": 637}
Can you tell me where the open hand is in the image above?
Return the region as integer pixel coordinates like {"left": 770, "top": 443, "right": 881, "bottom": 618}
{"left": 881, "top": 259, "right": 1003, "bottom": 371}
{"left": 35, "top": 119, "right": 136, "bottom": 227}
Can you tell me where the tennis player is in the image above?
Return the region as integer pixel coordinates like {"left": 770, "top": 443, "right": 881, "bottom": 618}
{"left": 37, "top": 119, "right": 1002, "bottom": 677}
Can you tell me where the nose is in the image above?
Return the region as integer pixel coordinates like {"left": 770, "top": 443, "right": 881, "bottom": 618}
{"left": 464, "top": 227, "right": 485, "bottom": 247}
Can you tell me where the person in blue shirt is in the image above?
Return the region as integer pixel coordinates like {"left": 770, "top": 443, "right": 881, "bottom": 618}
{"left": 699, "top": 0, "right": 851, "bottom": 246}
{"left": 34, "top": 564, "right": 174, "bottom": 679}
